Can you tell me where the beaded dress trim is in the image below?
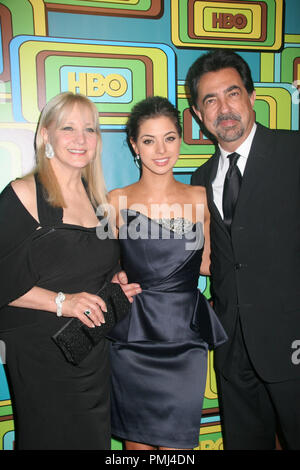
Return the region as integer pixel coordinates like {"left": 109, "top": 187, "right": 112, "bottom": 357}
{"left": 153, "top": 218, "right": 194, "bottom": 235}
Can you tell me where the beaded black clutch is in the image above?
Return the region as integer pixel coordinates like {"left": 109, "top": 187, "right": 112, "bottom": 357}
{"left": 52, "top": 282, "right": 130, "bottom": 365}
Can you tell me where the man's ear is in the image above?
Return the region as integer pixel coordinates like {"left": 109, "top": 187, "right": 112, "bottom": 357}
{"left": 249, "top": 90, "right": 256, "bottom": 109}
{"left": 192, "top": 106, "right": 203, "bottom": 122}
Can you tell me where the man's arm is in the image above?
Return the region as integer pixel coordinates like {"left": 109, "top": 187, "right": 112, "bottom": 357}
{"left": 191, "top": 161, "right": 210, "bottom": 187}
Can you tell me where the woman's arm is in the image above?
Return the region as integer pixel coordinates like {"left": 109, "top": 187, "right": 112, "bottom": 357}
{"left": 200, "top": 205, "right": 211, "bottom": 276}
{"left": 108, "top": 188, "right": 142, "bottom": 301}
{"left": 5, "top": 178, "right": 106, "bottom": 328}
{"left": 193, "top": 186, "right": 211, "bottom": 276}
{"left": 107, "top": 187, "right": 127, "bottom": 237}
{"left": 9, "top": 286, "right": 107, "bottom": 328}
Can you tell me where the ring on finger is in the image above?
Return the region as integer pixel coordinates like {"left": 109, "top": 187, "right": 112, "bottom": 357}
{"left": 84, "top": 309, "right": 92, "bottom": 317}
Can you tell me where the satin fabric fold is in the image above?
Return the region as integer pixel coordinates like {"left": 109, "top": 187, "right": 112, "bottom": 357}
{"left": 109, "top": 210, "right": 227, "bottom": 348}
{"left": 110, "top": 209, "right": 227, "bottom": 448}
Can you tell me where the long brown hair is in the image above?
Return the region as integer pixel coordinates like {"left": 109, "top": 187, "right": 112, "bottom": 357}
{"left": 34, "top": 92, "right": 107, "bottom": 208}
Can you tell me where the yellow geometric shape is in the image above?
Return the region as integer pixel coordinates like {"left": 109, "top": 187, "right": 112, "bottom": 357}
{"left": 260, "top": 53, "right": 275, "bottom": 82}
{"left": 200, "top": 424, "right": 222, "bottom": 436}
{"left": 0, "top": 400, "right": 11, "bottom": 407}
{"left": 73, "top": 0, "right": 140, "bottom": 3}
{"left": 255, "top": 87, "right": 292, "bottom": 129}
{"left": 27, "top": 0, "right": 47, "bottom": 36}
{"left": 0, "top": 123, "right": 36, "bottom": 131}
{"left": 284, "top": 34, "right": 300, "bottom": 44}
{"left": 0, "top": 420, "right": 14, "bottom": 451}
{"left": 178, "top": 154, "right": 212, "bottom": 160}
{"left": 198, "top": 437, "right": 223, "bottom": 450}
{"left": 205, "top": 350, "right": 218, "bottom": 399}
{"left": 256, "top": 95, "right": 277, "bottom": 128}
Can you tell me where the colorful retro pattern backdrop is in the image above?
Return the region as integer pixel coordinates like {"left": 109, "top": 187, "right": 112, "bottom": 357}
{"left": 0, "top": 0, "right": 299, "bottom": 450}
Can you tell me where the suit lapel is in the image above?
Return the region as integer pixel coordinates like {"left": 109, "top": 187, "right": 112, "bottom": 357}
{"left": 206, "top": 150, "right": 230, "bottom": 236}
{"left": 233, "top": 124, "right": 271, "bottom": 222}
{"left": 206, "top": 124, "right": 272, "bottom": 233}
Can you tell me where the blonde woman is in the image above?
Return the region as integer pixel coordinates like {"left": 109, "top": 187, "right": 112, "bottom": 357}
{"left": 0, "top": 92, "right": 138, "bottom": 450}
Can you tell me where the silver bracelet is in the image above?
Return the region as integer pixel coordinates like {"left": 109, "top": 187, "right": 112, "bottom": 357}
{"left": 55, "top": 292, "right": 65, "bottom": 317}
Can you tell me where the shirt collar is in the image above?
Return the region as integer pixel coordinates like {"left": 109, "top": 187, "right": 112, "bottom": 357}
{"left": 218, "top": 123, "right": 257, "bottom": 167}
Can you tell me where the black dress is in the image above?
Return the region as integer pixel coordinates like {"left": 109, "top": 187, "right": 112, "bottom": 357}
{"left": 110, "top": 210, "right": 227, "bottom": 449}
{"left": 0, "top": 176, "right": 120, "bottom": 450}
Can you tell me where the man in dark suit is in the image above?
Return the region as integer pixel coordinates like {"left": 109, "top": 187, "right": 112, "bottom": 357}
{"left": 186, "top": 49, "right": 300, "bottom": 450}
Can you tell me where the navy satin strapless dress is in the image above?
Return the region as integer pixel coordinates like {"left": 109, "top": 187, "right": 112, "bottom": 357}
{"left": 109, "top": 210, "right": 227, "bottom": 449}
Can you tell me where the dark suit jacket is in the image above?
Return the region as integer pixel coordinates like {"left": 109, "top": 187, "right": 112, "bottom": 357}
{"left": 191, "top": 123, "right": 300, "bottom": 382}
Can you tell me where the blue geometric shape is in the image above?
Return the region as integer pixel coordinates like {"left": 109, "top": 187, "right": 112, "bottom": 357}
{"left": 0, "top": 363, "right": 10, "bottom": 401}
{"left": 3, "top": 431, "right": 14, "bottom": 451}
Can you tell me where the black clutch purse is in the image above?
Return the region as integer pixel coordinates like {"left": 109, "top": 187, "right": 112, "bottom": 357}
{"left": 52, "top": 282, "right": 130, "bottom": 365}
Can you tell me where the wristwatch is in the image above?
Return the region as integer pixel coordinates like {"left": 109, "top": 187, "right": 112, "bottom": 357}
{"left": 55, "top": 292, "right": 65, "bottom": 317}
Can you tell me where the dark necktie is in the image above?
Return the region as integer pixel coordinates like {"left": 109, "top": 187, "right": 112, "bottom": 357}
{"left": 222, "top": 152, "right": 242, "bottom": 230}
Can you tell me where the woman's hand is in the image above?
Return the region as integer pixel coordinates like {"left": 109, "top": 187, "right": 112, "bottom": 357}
{"left": 62, "top": 292, "right": 107, "bottom": 328}
{"left": 111, "top": 271, "right": 142, "bottom": 303}
{"left": 9, "top": 286, "right": 107, "bottom": 329}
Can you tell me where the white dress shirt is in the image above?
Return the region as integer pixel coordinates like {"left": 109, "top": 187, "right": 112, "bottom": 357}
{"left": 212, "top": 123, "right": 257, "bottom": 218}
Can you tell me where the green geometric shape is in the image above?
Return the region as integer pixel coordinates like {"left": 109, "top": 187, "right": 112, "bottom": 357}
{"left": 0, "top": 0, "right": 34, "bottom": 36}
{"left": 281, "top": 47, "right": 300, "bottom": 83}
{"left": 254, "top": 99, "right": 270, "bottom": 127}
{"left": 45, "top": 0, "right": 152, "bottom": 12}
{"left": 111, "top": 437, "right": 123, "bottom": 450}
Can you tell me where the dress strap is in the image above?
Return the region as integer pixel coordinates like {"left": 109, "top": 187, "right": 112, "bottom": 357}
{"left": 34, "top": 173, "right": 63, "bottom": 226}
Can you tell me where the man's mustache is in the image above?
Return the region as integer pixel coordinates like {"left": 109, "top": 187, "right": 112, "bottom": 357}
{"left": 214, "top": 113, "right": 241, "bottom": 126}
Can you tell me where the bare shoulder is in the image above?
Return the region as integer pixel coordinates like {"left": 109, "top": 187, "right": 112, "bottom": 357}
{"left": 107, "top": 187, "right": 124, "bottom": 204}
{"left": 181, "top": 183, "right": 207, "bottom": 204}
{"left": 11, "top": 175, "right": 36, "bottom": 205}
{"left": 11, "top": 174, "right": 39, "bottom": 221}
{"left": 107, "top": 185, "right": 137, "bottom": 228}
{"left": 108, "top": 183, "right": 137, "bottom": 206}
{"left": 108, "top": 185, "right": 131, "bottom": 206}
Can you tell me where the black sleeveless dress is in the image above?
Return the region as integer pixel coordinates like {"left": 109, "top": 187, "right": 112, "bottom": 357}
{"left": 109, "top": 210, "right": 227, "bottom": 449}
{"left": 0, "top": 176, "right": 120, "bottom": 450}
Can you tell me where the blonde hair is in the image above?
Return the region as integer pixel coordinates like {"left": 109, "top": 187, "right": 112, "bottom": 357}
{"left": 34, "top": 92, "right": 107, "bottom": 208}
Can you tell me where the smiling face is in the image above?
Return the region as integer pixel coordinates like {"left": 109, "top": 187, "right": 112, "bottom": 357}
{"left": 42, "top": 102, "right": 99, "bottom": 172}
{"left": 130, "top": 115, "right": 181, "bottom": 176}
{"left": 193, "top": 67, "right": 256, "bottom": 152}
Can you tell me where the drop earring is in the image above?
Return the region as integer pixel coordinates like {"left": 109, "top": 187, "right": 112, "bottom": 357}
{"left": 45, "top": 142, "right": 55, "bottom": 159}
{"left": 134, "top": 154, "right": 141, "bottom": 169}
